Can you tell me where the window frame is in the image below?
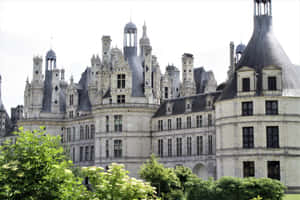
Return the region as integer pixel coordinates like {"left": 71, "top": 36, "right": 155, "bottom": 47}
{"left": 243, "top": 161, "right": 255, "bottom": 177}
{"left": 242, "top": 101, "right": 253, "bottom": 116}
{"left": 267, "top": 126, "right": 279, "bottom": 148}
{"left": 243, "top": 127, "right": 254, "bottom": 149}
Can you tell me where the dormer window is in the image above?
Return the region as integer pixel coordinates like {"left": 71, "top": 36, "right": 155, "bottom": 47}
{"left": 117, "top": 74, "right": 126, "bottom": 89}
{"left": 268, "top": 76, "right": 277, "bottom": 90}
{"left": 69, "top": 94, "right": 74, "bottom": 106}
{"left": 186, "top": 100, "right": 192, "bottom": 112}
{"left": 117, "top": 95, "right": 125, "bottom": 104}
{"left": 166, "top": 102, "right": 173, "bottom": 115}
{"left": 164, "top": 87, "right": 168, "bottom": 99}
{"left": 242, "top": 78, "right": 250, "bottom": 92}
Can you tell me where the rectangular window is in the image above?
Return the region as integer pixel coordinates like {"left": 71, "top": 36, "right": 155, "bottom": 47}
{"left": 158, "top": 120, "right": 163, "bottom": 131}
{"left": 106, "top": 140, "right": 109, "bottom": 158}
{"left": 208, "top": 135, "right": 213, "bottom": 154}
{"left": 197, "top": 136, "right": 203, "bottom": 155}
{"left": 70, "top": 94, "right": 74, "bottom": 106}
{"left": 69, "top": 111, "right": 74, "bottom": 118}
{"left": 90, "top": 124, "right": 95, "bottom": 139}
{"left": 114, "top": 140, "right": 122, "bottom": 158}
{"left": 117, "top": 95, "right": 125, "bottom": 104}
{"left": 67, "top": 128, "right": 71, "bottom": 142}
{"left": 196, "top": 115, "right": 202, "bottom": 128}
{"left": 117, "top": 74, "right": 126, "bottom": 88}
{"left": 243, "top": 161, "right": 255, "bottom": 177}
{"left": 158, "top": 139, "right": 164, "bottom": 157}
{"left": 106, "top": 116, "right": 109, "bottom": 132}
{"left": 176, "top": 137, "right": 182, "bottom": 156}
{"left": 72, "top": 127, "right": 76, "bottom": 141}
{"left": 187, "top": 116, "right": 191, "bottom": 128}
{"left": 114, "top": 115, "right": 122, "bottom": 132}
{"left": 80, "top": 147, "right": 83, "bottom": 162}
{"left": 85, "top": 146, "right": 89, "bottom": 161}
{"left": 243, "top": 127, "right": 254, "bottom": 148}
{"left": 187, "top": 137, "right": 192, "bottom": 156}
{"left": 242, "top": 78, "right": 250, "bottom": 92}
{"left": 208, "top": 114, "right": 212, "bottom": 126}
{"left": 168, "top": 138, "right": 172, "bottom": 157}
{"left": 164, "top": 87, "right": 168, "bottom": 99}
{"left": 176, "top": 118, "right": 182, "bottom": 129}
{"left": 268, "top": 161, "right": 280, "bottom": 180}
{"left": 242, "top": 101, "right": 253, "bottom": 116}
{"left": 72, "top": 147, "right": 76, "bottom": 162}
{"left": 80, "top": 126, "right": 84, "bottom": 140}
{"left": 85, "top": 125, "right": 89, "bottom": 140}
{"left": 268, "top": 76, "right": 277, "bottom": 91}
{"left": 266, "top": 101, "right": 278, "bottom": 115}
{"left": 168, "top": 119, "right": 172, "bottom": 130}
{"left": 267, "top": 126, "right": 279, "bottom": 148}
{"left": 90, "top": 146, "right": 94, "bottom": 161}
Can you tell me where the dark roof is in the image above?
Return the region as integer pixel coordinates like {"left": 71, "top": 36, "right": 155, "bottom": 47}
{"left": 219, "top": 15, "right": 300, "bottom": 100}
{"left": 46, "top": 49, "right": 56, "bottom": 60}
{"left": 77, "top": 68, "right": 92, "bottom": 111}
{"left": 236, "top": 43, "right": 246, "bottom": 54}
{"left": 42, "top": 70, "right": 52, "bottom": 112}
{"left": 124, "top": 22, "right": 137, "bottom": 31}
{"left": 183, "top": 53, "right": 193, "bottom": 58}
{"left": 153, "top": 91, "right": 221, "bottom": 118}
{"left": 194, "top": 67, "right": 215, "bottom": 94}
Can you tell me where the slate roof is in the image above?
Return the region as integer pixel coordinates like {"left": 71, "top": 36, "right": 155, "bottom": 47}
{"left": 219, "top": 15, "right": 300, "bottom": 100}
{"left": 77, "top": 68, "right": 92, "bottom": 111}
{"left": 153, "top": 91, "right": 221, "bottom": 118}
{"left": 194, "top": 67, "right": 215, "bottom": 94}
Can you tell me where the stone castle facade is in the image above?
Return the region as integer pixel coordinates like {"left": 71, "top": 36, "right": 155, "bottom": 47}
{"left": 1, "top": 0, "right": 300, "bottom": 193}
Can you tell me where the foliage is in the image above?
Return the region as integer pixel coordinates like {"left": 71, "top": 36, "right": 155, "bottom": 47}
{"left": 186, "top": 177, "right": 216, "bottom": 200}
{"left": 140, "top": 156, "right": 286, "bottom": 200}
{"left": 251, "top": 195, "right": 263, "bottom": 200}
{"left": 81, "top": 163, "right": 158, "bottom": 200}
{"left": 0, "top": 127, "right": 85, "bottom": 200}
{"left": 174, "top": 165, "right": 198, "bottom": 193}
{"left": 139, "top": 154, "right": 182, "bottom": 199}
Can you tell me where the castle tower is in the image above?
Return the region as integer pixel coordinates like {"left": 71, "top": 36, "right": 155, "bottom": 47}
{"left": 30, "top": 56, "right": 44, "bottom": 115}
{"left": 102, "top": 36, "right": 111, "bottom": 65}
{"left": 42, "top": 49, "right": 57, "bottom": 112}
{"left": 144, "top": 45, "right": 153, "bottom": 102}
{"left": 181, "top": 53, "right": 196, "bottom": 96}
{"left": 51, "top": 67, "right": 61, "bottom": 113}
{"left": 33, "top": 56, "right": 43, "bottom": 82}
{"left": 227, "top": 41, "right": 235, "bottom": 79}
{"left": 123, "top": 22, "right": 137, "bottom": 60}
{"left": 139, "top": 21, "right": 151, "bottom": 58}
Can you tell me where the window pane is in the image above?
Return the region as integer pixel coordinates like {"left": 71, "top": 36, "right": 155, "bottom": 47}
{"left": 242, "top": 78, "right": 250, "bottom": 92}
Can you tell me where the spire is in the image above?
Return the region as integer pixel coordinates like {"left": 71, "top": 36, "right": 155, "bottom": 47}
{"left": 142, "top": 21, "right": 147, "bottom": 38}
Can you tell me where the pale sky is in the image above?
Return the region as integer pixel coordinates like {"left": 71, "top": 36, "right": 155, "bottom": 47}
{"left": 0, "top": 0, "right": 300, "bottom": 115}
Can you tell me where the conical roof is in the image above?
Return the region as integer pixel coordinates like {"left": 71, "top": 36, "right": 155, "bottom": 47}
{"left": 219, "top": 15, "right": 300, "bottom": 100}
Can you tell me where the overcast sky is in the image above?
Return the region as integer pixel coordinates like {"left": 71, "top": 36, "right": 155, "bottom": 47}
{"left": 0, "top": 0, "right": 300, "bottom": 115}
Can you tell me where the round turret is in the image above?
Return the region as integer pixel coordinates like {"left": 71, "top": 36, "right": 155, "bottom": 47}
{"left": 236, "top": 43, "right": 246, "bottom": 55}
{"left": 46, "top": 49, "right": 56, "bottom": 60}
{"left": 124, "top": 22, "right": 137, "bottom": 32}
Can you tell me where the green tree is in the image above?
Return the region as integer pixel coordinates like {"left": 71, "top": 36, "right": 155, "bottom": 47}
{"left": 81, "top": 163, "right": 158, "bottom": 200}
{"left": 0, "top": 127, "right": 85, "bottom": 200}
{"left": 140, "top": 155, "right": 182, "bottom": 199}
{"left": 174, "top": 165, "right": 198, "bottom": 193}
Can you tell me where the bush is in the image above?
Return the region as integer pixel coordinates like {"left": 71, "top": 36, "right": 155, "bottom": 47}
{"left": 81, "top": 163, "right": 158, "bottom": 200}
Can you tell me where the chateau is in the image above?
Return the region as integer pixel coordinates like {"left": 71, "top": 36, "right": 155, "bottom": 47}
{"left": 1, "top": 0, "right": 300, "bottom": 192}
